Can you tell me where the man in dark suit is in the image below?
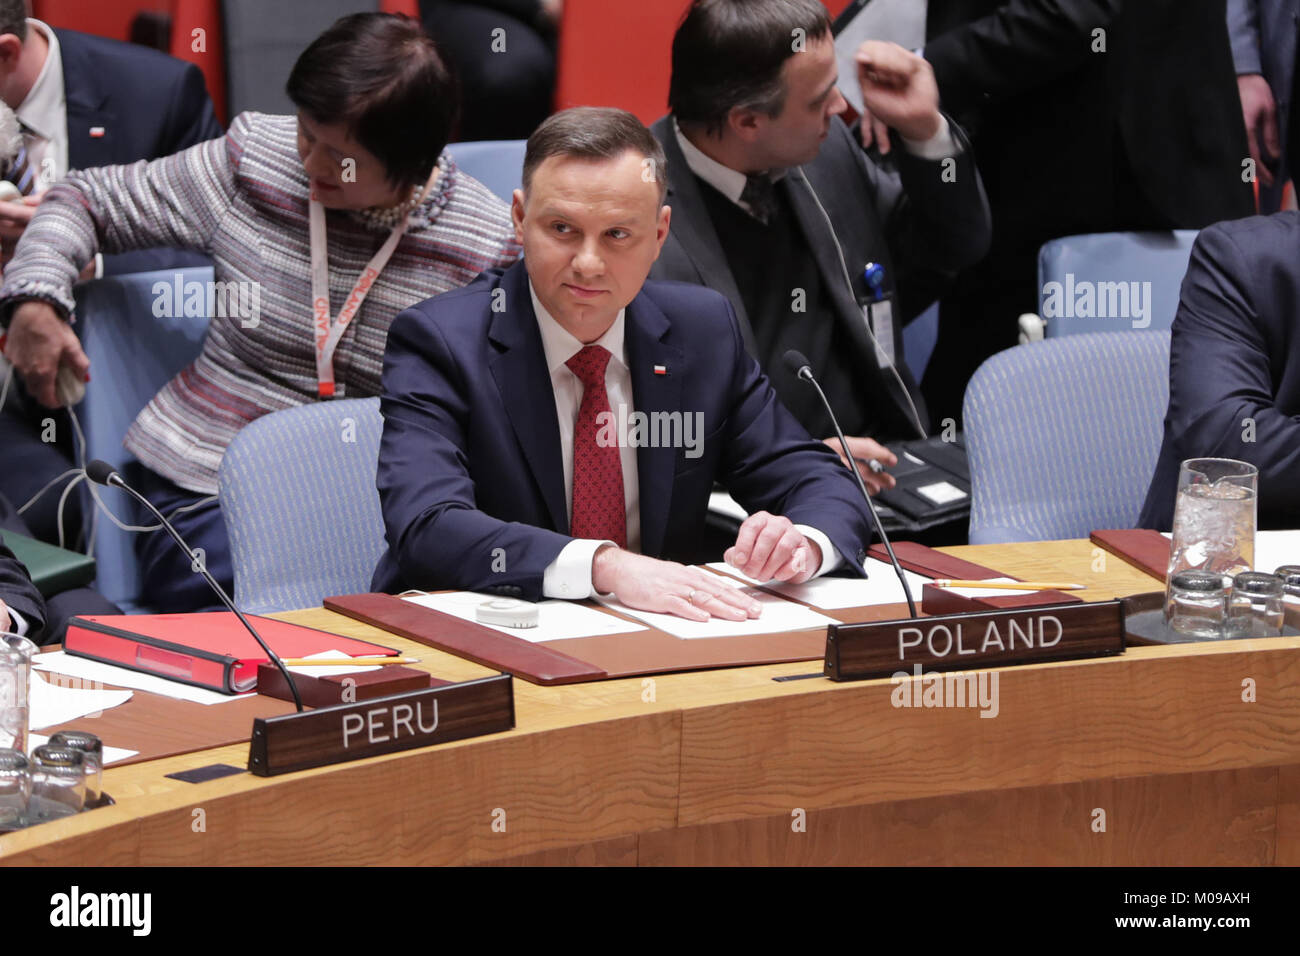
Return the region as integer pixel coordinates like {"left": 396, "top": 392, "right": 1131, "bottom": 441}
{"left": 917, "top": 0, "right": 1256, "bottom": 430}
{"left": 0, "top": 2, "right": 224, "bottom": 547}
{"left": 373, "top": 107, "right": 874, "bottom": 618}
{"left": 649, "top": 0, "right": 991, "bottom": 495}
{"left": 1229, "top": 0, "right": 1300, "bottom": 213}
{"left": 1139, "top": 213, "right": 1300, "bottom": 531}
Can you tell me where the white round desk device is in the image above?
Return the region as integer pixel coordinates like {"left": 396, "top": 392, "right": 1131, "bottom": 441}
{"left": 0, "top": 181, "right": 21, "bottom": 202}
{"left": 475, "top": 598, "right": 540, "bottom": 628}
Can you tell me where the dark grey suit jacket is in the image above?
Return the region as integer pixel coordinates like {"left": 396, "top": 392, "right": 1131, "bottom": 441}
{"left": 1229, "top": 0, "right": 1300, "bottom": 213}
{"left": 648, "top": 113, "right": 991, "bottom": 442}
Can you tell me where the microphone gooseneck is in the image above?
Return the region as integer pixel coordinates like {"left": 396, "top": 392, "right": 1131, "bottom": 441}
{"left": 84, "top": 459, "right": 305, "bottom": 711}
{"left": 782, "top": 351, "right": 917, "bottom": 618}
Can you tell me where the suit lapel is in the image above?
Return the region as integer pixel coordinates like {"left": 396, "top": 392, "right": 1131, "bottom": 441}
{"left": 781, "top": 167, "right": 878, "bottom": 361}
{"left": 59, "top": 31, "right": 117, "bottom": 170}
{"left": 655, "top": 118, "right": 758, "bottom": 355}
{"left": 487, "top": 264, "right": 570, "bottom": 534}
{"left": 625, "top": 293, "right": 684, "bottom": 559}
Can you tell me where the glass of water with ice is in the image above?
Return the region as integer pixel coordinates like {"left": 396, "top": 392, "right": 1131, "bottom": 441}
{"left": 1165, "top": 458, "right": 1259, "bottom": 628}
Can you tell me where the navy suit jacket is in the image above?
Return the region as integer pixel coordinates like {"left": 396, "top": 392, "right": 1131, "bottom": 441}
{"left": 56, "top": 28, "right": 223, "bottom": 275}
{"left": 371, "top": 261, "right": 875, "bottom": 599}
{"left": 1139, "top": 213, "right": 1300, "bottom": 530}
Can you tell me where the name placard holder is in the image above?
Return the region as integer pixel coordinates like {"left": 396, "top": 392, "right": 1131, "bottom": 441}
{"left": 247, "top": 673, "right": 515, "bottom": 776}
{"left": 825, "top": 600, "right": 1126, "bottom": 681}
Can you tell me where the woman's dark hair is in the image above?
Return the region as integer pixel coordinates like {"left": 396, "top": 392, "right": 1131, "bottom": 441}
{"left": 287, "top": 12, "right": 458, "bottom": 190}
{"left": 669, "top": 0, "right": 832, "bottom": 137}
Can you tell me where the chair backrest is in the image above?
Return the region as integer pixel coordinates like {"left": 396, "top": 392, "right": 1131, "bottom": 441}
{"left": 1038, "top": 231, "right": 1198, "bottom": 337}
{"left": 963, "top": 331, "right": 1171, "bottom": 544}
{"left": 75, "top": 267, "right": 213, "bottom": 609}
{"left": 221, "top": 0, "right": 374, "bottom": 117}
{"left": 219, "top": 398, "right": 386, "bottom": 614}
{"left": 445, "top": 140, "right": 527, "bottom": 203}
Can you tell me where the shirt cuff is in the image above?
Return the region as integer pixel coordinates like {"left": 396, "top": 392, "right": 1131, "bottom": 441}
{"left": 7, "top": 607, "right": 29, "bottom": 636}
{"left": 794, "top": 525, "right": 842, "bottom": 577}
{"left": 901, "top": 115, "right": 960, "bottom": 160}
{"left": 542, "top": 538, "right": 616, "bottom": 599}
{"left": 93, "top": 253, "right": 104, "bottom": 280}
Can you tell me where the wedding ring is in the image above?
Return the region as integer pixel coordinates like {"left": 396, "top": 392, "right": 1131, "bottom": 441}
{"left": 686, "top": 589, "right": 700, "bottom": 604}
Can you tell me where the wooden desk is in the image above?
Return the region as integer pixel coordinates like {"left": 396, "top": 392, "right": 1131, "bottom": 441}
{"left": 3, "top": 540, "right": 1299, "bottom": 866}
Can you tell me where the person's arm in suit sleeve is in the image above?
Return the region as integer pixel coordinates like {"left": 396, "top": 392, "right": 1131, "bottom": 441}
{"left": 849, "top": 116, "right": 991, "bottom": 321}
{"left": 922, "top": 0, "right": 1125, "bottom": 117}
{"left": 1228, "top": 0, "right": 1263, "bottom": 74}
{"left": 714, "top": 301, "right": 874, "bottom": 576}
{"left": 1163, "top": 223, "right": 1300, "bottom": 510}
{"left": 0, "top": 535, "right": 47, "bottom": 639}
{"left": 376, "top": 306, "right": 574, "bottom": 601}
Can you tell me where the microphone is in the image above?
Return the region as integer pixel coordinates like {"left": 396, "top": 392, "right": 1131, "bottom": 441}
{"left": 782, "top": 350, "right": 917, "bottom": 618}
{"left": 84, "top": 459, "right": 304, "bottom": 711}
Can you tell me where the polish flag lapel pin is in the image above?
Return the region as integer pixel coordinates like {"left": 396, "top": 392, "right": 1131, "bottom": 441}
{"left": 89, "top": 127, "right": 106, "bottom": 138}
{"left": 653, "top": 364, "right": 667, "bottom": 376}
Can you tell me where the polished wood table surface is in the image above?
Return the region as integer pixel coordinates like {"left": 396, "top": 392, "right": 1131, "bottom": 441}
{"left": 3, "top": 539, "right": 1298, "bottom": 865}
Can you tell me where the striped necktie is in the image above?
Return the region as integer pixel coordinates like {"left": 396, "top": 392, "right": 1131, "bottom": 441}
{"left": 5, "top": 143, "right": 36, "bottom": 196}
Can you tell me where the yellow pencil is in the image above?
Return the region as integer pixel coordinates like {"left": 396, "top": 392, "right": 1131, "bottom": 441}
{"left": 931, "top": 580, "right": 1086, "bottom": 591}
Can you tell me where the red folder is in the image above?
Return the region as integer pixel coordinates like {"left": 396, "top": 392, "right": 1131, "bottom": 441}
{"left": 64, "top": 613, "right": 400, "bottom": 695}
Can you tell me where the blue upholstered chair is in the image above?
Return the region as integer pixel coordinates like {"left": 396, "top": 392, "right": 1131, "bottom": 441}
{"left": 963, "top": 331, "right": 1171, "bottom": 544}
{"left": 218, "top": 398, "right": 387, "bottom": 614}
{"left": 75, "top": 267, "right": 213, "bottom": 610}
{"left": 1037, "top": 230, "right": 1198, "bottom": 337}
{"left": 445, "top": 140, "right": 527, "bottom": 203}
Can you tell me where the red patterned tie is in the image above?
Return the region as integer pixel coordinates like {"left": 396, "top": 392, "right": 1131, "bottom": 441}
{"left": 566, "top": 344, "right": 626, "bottom": 547}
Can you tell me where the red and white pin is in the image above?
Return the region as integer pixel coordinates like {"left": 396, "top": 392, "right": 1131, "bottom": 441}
{"left": 653, "top": 364, "right": 667, "bottom": 376}
{"left": 89, "top": 127, "right": 106, "bottom": 138}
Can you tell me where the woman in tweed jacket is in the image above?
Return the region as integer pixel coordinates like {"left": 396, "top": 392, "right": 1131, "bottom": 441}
{"left": 0, "top": 13, "right": 521, "bottom": 611}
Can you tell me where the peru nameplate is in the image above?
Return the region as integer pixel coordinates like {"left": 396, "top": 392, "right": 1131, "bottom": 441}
{"left": 824, "top": 600, "right": 1126, "bottom": 681}
{"left": 247, "top": 673, "right": 515, "bottom": 776}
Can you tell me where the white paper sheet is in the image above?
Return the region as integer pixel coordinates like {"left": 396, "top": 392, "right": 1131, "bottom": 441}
{"left": 403, "top": 592, "right": 646, "bottom": 643}
{"left": 834, "top": 0, "right": 928, "bottom": 114}
{"left": 27, "top": 733, "right": 138, "bottom": 766}
{"left": 597, "top": 574, "right": 839, "bottom": 639}
{"left": 31, "top": 651, "right": 249, "bottom": 705}
{"left": 28, "top": 676, "right": 132, "bottom": 730}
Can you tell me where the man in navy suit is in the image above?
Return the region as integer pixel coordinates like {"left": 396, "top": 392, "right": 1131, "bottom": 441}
{"left": 373, "top": 107, "right": 873, "bottom": 619}
{"left": 1139, "top": 213, "right": 1300, "bottom": 530}
{"left": 0, "top": 3, "right": 223, "bottom": 547}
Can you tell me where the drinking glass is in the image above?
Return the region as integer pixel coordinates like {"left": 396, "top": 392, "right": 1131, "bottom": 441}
{"left": 1165, "top": 459, "right": 1258, "bottom": 626}
{"left": 0, "top": 633, "right": 36, "bottom": 756}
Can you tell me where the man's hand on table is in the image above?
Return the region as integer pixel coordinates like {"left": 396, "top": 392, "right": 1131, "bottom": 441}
{"left": 592, "top": 547, "right": 762, "bottom": 622}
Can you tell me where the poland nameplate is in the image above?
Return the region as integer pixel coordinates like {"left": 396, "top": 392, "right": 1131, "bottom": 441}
{"left": 824, "top": 600, "right": 1126, "bottom": 681}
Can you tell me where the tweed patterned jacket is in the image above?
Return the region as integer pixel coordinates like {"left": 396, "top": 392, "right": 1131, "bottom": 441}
{"left": 0, "top": 112, "right": 521, "bottom": 494}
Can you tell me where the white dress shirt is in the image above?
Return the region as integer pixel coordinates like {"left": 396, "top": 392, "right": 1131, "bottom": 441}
{"left": 15, "top": 19, "right": 69, "bottom": 186}
{"left": 531, "top": 283, "right": 841, "bottom": 599}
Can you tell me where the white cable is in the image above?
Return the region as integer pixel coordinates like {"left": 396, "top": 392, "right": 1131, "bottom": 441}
{"left": 16, "top": 467, "right": 81, "bottom": 515}
{"left": 54, "top": 472, "right": 85, "bottom": 551}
